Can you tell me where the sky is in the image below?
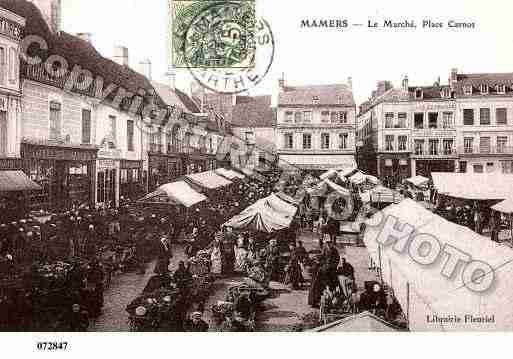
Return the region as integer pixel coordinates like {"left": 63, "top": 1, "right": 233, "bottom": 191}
{"left": 60, "top": 0, "right": 513, "bottom": 105}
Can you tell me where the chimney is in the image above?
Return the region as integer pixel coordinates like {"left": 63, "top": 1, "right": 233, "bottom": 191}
{"left": 29, "top": 0, "right": 62, "bottom": 32}
{"left": 347, "top": 76, "right": 353, "bottom": 90}
{"left": 76, "top": 32, "right": 92, "bottom": 44}
{"left": 376, "top": 81, "right": 387, "bottom": 97}
{"left": 450, "top": 68, "right": 458, "bottom": 89}
{"left": 402, "top": 75, "right": 409, "bottom": 91}
{"left": 138, "top": 59, "right": 152, "bottom": 80}
{"left": 278, "top": 72, "right": 285, "bottom": 92}
{"left": 113, "top": 45, "right": 129, "bottom": 67}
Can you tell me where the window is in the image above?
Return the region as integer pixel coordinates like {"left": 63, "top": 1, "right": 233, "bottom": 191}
{"left": 108, "top": 115, "right": 117, "bottom": 149}
{"left": 81, "top": 109, "right": 91, "bottom": 144}
{"left": 441, "top": 87, "right": 451, "bottom": 98}
{"left": 321, "top": 133, "right": 330, "bottom": 149}
{"left": 397, "top": 113, "right": 407, "bottom": 128}
{"left": 443, "top": 139, "right": 454, "bottom": 155}
{"left": 414, "top": 139, "right": 424, "bottom": 155}
{"left": 385, "top": 113, "right": 394, "bottom": 128}
{"left": 473, "top": 164, "right": 484, "bottom": 173}
{"left": 294, "top": 112, "right": 303, "bottom": 123}
{"left": 285, "top": 111, "right": 293, "bottom": 123}
{"left": 496, "top": 108, "right": 507, "bottom": 125}
{"left": 398, "top": 136, "right": 407, "bottom": 151}
{"left": 480, "top": 137, "right": 491, "bottom": 154}
{"left": 442, "top": 112, "right": 453, "bottom": 129}
{"left": 415, "top": 89, "right": 423, "bottom": 99}
{"left": 501, "top": 161, "right": 513, "bottom": 174}
{"left": 480, "top": 84, "right": 489, "bottom": 95}
{"left": 339, "top": 133, "right": 348, "bottom": 149}
{"left": 49, "top": 101, "right": 62, "bottom": 140}
{"left": 497, "top": 84, "right": 506, "bottom": 94}
{"left": 463, "top": 85, "right": 473, "bottom": 95}
{"left": 303, "top": 133, "right": 312, "bottom": 149}
{"left": 284, "top": 133, "right": 293, "bottom": 149}
{"left": 339, "top": 111, "right": 348, "bottom": 123}
{"left": 312, "top": 96, "right": 320, "bottom": 105}
{"left": 459, "top": 161, "right": 467, "bottom": 173}
{"left": 464, "top": 137, "right": 474, "bottom": 154}
{"left": 9, "top": 48, "right": 16, "bottom": 84}
{"left": 486, "top": 162, "right": 495, "bottom": 173}
{"left": 429, "top": 139, "right": 439, "bottom": 155}
{"left": 0, "top": 47, "right": 5, "bottom": 85}
{"left": 385, "top": 135, "right": 394, "bottom": 151}
{"left": 428, "top": 112, "right": 438, "bottom": 129}
{"left": 480, "top": 108, "right": 490, "bottom": 125}
{"left": 463, "top": 109, "right": 474, "bottom": 125}
{"left": 0, "top": 111, "right": 6, "bottom": 156}
{"left": 414, "top": 113, "right": 424, "bottom": 129}
{"left": 497, "top": 136, "right": 508, "bottom": 154}
{"left": 303, "top": 111, "right": 312, "bottom": 123}
{"left": 321, "top": 111, "right": 330, "bottom": 123}
{"left": 127, "top": 120, "right": 134, "bottom": 151}
{"left": 330, "top": 112, "right": 338, "bottom": 123}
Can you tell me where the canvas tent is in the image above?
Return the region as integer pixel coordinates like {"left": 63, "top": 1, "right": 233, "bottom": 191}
{"left": 367, "top": 185, "right": 403, "bottom": 204}
{"left": 138, "top": 181, "right": 207, "bottom": 208}
{"left": 491, "top": 198, "right": 513, "bottom": 214}
{"left": 311, "top": 311, "right": 403, "bottom": 332}
{"left": 349, "top": 171, "right": 379, "bottom": 185}
{"left": 185, "top": 171, "right": 233, "bottom": 190}
{"left": 405, "top": 175, "right": 429, "bottom": 188}
{"left": 432, "top": 172, "right": 513, "bottom": 200}
{"left": 224, "top": 194, "right": 297, "bottom": 233}
{"left": 215, "top": 168, "right": 245, "bottom": 180}
{"left": 364, "top": 199, "right": 513, "bottom": 331}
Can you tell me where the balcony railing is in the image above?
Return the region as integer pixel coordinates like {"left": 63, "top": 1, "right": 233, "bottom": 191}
{"left": 460, "top": 146, "right": 513, "bottom": 155}
{"left": 412, "top": 146, "right": 457, "bottom": 158}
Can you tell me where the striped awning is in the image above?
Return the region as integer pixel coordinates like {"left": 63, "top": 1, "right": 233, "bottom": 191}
{"left": 0, "top": 171, "right": 42, "bottom": 192}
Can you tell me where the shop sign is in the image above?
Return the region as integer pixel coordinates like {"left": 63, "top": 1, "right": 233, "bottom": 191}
{"left": 414, "top": 102, "right": 456, "bottom": 111}
{"left": 0, "top": 17, "right": 23, "bottom": 41}
{"left": 98, "top": 160, "right": 117, "bottom": 169}
{"left": 399, "top": 159, "right": 408, "bottom": 166}
{"left": 0, "top": 95, "right": 7, "bottom": 111}
{"left": 413, "top": 130, "right": 456, "bottom": 138}
{"left": 120, "top": 160, "right": 142, "bottom": 169}
{"left": 0, "top": 158, "right": 22, "bottom": 170}
{"left": 385, "top": 159, "right": 393, "bottom": 167}
{"left": 21, "top": 144, "right": 97, "bottom": 161}
{"left": 98, "top": 149, "right": 122, "bottom": 159}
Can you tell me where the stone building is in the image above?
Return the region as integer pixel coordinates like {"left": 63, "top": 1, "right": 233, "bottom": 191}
{"left": 276, "top": 77, "right": 357, "bottom": 174}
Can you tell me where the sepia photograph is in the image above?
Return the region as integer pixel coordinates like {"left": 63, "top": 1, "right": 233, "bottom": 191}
{"left": 0, "top": 1, "right": 513, "bottom": 351}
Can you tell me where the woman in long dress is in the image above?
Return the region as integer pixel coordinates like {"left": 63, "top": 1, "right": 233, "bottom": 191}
{"left": 210, "top": 240, "right": 222, "bottom": 276}
{"left": 234, "top": 236, "right": 248, "bottom": 274}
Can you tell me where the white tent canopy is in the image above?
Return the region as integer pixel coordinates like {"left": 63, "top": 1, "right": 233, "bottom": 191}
{"left": 138, "top": 181, "right": 207, "bottom": 208}
{"left": 405, "top": 175, "right": 430, "bottom": 188}
{"left": 364, "top": 199, "right": 513, "bottom": 331}
{"left": 215, "top": 168, "right": 245, "bottom": 180}
{"left": 432, "top": 172, "right": 513, "bottom": 200}
{"left": 186, "top": 171, "right": 233, "bottom": 190}
{"left": 492, "top": 198, "right": 513, "bottom": 214}
{"left": 349, "top": 171, "right": 379, "bottom": 185}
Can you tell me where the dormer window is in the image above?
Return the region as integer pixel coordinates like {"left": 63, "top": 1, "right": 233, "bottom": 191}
{"left": 463, "top": 85, "right": 473, "bottom": 96}
{"left": 480, "top": 84, "right": 489, "bottom": 95}
{"left": 496, "top": 84, "right": 506, "bottom": 94}
{"left": 414, "top": 88, "right": 423, "bottom": 100}
{"left": 441, "top": 87, "right": 451, "bottom": 98}
{"left": 312, "top": 96, "right": 320, "bottom": 105}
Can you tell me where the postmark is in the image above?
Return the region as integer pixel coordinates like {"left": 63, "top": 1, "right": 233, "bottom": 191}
{"left": 171, "top": 0, "right": 256, "bottom": 69}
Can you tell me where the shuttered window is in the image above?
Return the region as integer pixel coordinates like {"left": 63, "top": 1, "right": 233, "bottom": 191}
{"left": 49, "top": 101, "right": 62, "bottom": 140}
{"left": 127, "top": 119, "right": 134, "bottom": 151}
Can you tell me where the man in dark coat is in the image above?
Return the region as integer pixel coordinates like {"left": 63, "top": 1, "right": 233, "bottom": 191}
{"left": 154, "top": 236, "right": 172, "bottom": 274}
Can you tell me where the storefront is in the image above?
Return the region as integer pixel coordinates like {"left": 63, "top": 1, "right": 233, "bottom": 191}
{"left": 120, "top": 160, "right": 143, "bottom": 201}
{"left": 377, "top": 153, "right": 411, "bottom": 183}
{"left": 186, "top": 153, "right": 217, "bottom": 175}
{"left": 414, "top": 159, "right": 455, "bottom": 177}
{"left": 96, "top": 158, "right": 118, "bottom": 207}
{"left": 148, "top": 154, "right": 183, "bottom": 191}
{"left": 20, "top": 142, "right": 97, "bottom": 210}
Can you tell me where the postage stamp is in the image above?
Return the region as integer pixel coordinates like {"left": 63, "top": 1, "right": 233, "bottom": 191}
{"left": 171, "top": 0, "right": 256, "bottom": 69}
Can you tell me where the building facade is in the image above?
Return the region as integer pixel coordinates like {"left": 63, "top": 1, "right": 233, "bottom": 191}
{"left": 277, "top": 79, "right": 357, "bottom": 174}
{"left": 357, "top": 69, "right": 513, "bottom": 180}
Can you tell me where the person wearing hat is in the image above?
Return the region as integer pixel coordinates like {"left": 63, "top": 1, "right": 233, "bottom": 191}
{"left": 184, "top": 311, "right": 209, "bottom": 332}
{"left": 154, "top": 236, "right": 172, "bottom": 275}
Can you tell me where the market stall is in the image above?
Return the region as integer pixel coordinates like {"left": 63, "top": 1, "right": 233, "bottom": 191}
{"left": 185, "top": 171, "right": 233, "bottom": 191}
{"left": 215, "top": 168, "right": 246, "bottom": 181}
{"left": 432, "top": 172, "right": 513, "bottom": 201}
{"left": 364, "top": 199, "right": 513, "bottom": 331}
{"left": 137, "top": 181, "right": 207, "bottom": 208}
{"left": 491, "top": 198, "right": 513, "bottom": 243}
{"left": 404, "top": 175, "right": 430, "bottom": 201}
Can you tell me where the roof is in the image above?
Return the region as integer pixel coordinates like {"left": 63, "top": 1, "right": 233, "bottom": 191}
{"left": 279, "top": 84, "right": 355, "bottom": 107}
{"left": 231, "top": 95, "right": 275, "bottom": 128}
{"left": 152, "top": 81, "right": 200, "bottom": 114}
{"left": 2, "top": 0, "right": 165, "bottom": 108}
{"left": 0, "top": 170, "right": 42, "bottom": 192}
{"left": 454, "top": 72, "right": 513, "bottom": 96}
{"left": 138, "top": 181, "right": 206, "bottom": 208}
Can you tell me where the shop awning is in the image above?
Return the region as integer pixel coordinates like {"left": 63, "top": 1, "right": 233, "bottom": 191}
{"left": 432, "top": 172, "right": 513, "bottom": 200}
{"left": 185, "top": 171, "right": 233, "bottom": 190}
{"left": 279, "top": 154, "right": 356, "bottom": 171}
{"left": 138, "top": 181, "right": 206, "bottom": 208}
{"left": 405, "top": 175, "right": 430, "bottom": 188}
{"left": 0, "top": 171, "right": 42, "bottom": 192}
